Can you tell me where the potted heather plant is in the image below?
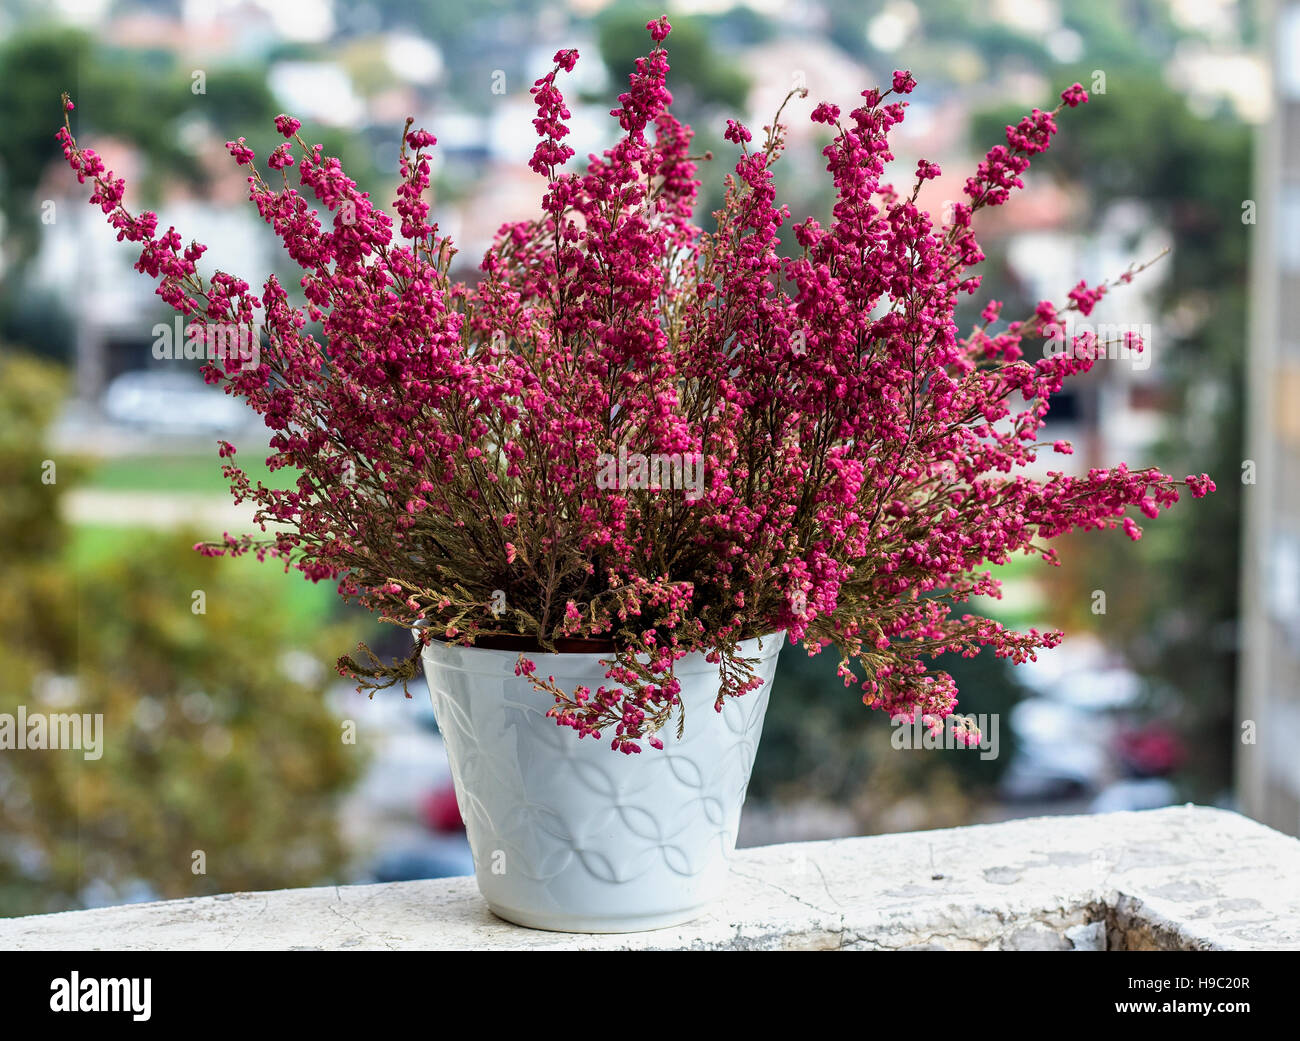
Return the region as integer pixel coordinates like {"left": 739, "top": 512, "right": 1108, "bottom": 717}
{"left": 59, "top": 16, "right": 1213, "bottom": 932}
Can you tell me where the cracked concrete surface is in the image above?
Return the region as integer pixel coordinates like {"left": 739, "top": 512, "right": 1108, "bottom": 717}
{"left": 1, "top": 806, "right": 1297, "bottom": 950}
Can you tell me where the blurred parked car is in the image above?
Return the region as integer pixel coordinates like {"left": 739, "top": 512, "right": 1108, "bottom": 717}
{"left": 367, "top": 838, "right": 474, "bottom": 882}
{"left": 421, "top": 783, "right": 464, "bottom": 833}
{"left": 102, "top": 370, "right": 247, "bottom": 434}
{"left": 998, "top": 636, "right": 1185, "bottom": 814}
{"left": 998, "top": 638, "right": 1140, "bottom": 804}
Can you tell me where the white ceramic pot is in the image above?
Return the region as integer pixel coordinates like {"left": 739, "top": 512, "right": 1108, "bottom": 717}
{"left": 420, "top": 632, "right": 784, "bottom": 932}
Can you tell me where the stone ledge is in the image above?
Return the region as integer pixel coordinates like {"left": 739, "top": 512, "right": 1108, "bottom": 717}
{"left": 1, "top": 806, "right": 1297, "bottom": 950}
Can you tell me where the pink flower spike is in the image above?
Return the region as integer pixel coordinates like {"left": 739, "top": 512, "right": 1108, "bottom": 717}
{"left": 1061, "top": 82, "right": 1089, "bottom": 107}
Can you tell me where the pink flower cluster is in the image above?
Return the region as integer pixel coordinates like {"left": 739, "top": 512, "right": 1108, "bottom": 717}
{"left": 57, "top": 21, "right": 1213, "bottom": 753}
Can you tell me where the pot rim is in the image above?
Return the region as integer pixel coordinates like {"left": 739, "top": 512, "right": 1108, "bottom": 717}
{"left": 417, "top": 629, "right": 786, "bottom": 676}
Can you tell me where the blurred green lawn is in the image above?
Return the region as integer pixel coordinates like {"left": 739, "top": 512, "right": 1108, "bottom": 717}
{"left": 70, "top": 519, "right": 338, "bottom": 626}
{"left": 77, "top": 452, "right": 334, "bottom": 623}
{"left": 87, "top": 452, "right": 280, "bottom": 495}
{"left": 69, "top": 523, "right": 337, "bottom": 629}
{"left": 78, "top": 454, "right": 334, "bottom": 622}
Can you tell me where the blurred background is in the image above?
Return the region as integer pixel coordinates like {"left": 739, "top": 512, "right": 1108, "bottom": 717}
{"left": 0, "top": 0, "right": 1289, "bottom": 917}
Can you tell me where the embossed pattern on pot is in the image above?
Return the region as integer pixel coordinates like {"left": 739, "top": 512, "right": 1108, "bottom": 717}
{"left": 421, "top": 633, "right": 784, "bottom": 932}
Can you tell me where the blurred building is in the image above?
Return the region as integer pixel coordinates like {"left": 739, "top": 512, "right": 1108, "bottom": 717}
{"left": 1240, "top": 0, "right": 1300, "bottom": 836}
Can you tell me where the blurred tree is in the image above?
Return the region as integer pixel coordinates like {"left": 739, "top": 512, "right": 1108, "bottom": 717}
{"left": 705, "top": 5, "right": 775, "bottom": 48}
{"left": 0, "top": 26, "right": 378, "bottom": 360}
{"left": 0, "top": 28, "right": 193, "bottom": 254}
{"left": 592, "top": 6, "right": 753, "bottom": 237}
{"left": 751, "top": 641, "right": 1025, "bottom": 824}
{"left": 0, "top": 352, "right": 364, "bottom": 916}
{"left": 0, "top": 354, "right": 83, "bottom": 561}
{"left": 838, "top": 0, "right": 1049, "bottom": 66}
{"left": 817, "top": 0, "right": 1182, "bottom": 89}
{"left": 595, "top": 7, "right": 749, "bottom": 120}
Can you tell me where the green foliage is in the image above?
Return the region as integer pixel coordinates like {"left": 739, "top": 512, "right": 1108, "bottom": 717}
{"left": 0, "top": 351, "right": 364, "bottom": 916}
{"left": 0, "top": 354, "right": 81, "bottom": 560}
